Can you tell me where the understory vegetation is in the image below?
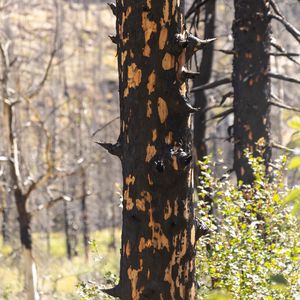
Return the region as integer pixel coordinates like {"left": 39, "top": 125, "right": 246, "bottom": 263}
{"left": 196, "top": 154, "right": 300, "bottom": 299}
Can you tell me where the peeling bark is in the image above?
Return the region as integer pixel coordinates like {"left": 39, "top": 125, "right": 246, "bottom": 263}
{"left": 109, "top": 1, "right": 198, "bottom": 299}
{"left": 232, "top": 0, "right": 272, "bottom": 184}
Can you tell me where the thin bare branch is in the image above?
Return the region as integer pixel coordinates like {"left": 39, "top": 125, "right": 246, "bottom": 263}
{"left": 270, "top": 13, "right": 300, "bottom": 43}
{"left": 269, "top": 72, "right": 300, "bottom": 84}
{"left": 191, "top": 77, "right": 232, "bottom": 92}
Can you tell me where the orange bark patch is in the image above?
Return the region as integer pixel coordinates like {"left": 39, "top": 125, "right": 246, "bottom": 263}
{"left": 147, "top": 71, "right": 156, "bottom": 94}
{"left": 149, "top": 208, "right": 170, "bottom": 251}
{"left": 191, "top": 225, "right": 196, "bottom": 246}
{"left": 172, "top": 156, "right": 179, "bottom": 171}
{"left": 128, "top": 63, "right": 142, "bottom": 89}
{"left": 147, "top": 100, "right": 152, "bottom": 118}
{"left": 124, "top": 175, "right": 135, "bottom": 210}
{"left": 164, "top": 200, "right": 172, "bottom": 220}
{"left": 126, "top": 241, "right": 131, "bottom": 257}
{"left": 162, "top": 53, "right": 175, "bottom": 70}
{"left": 126, "top": 175, "right": 135, "bottom": 185}
{"left": 142, "top": 12, "right": 157, "bottom": 57}
{"left": 158, "top": 97, "right": 168, "bottom": 123}
{"left": 136, "top": 199, "right": 146, "bottom": 212}
{"left": 145, "top": 144, "right": 157, "bottom": 162}
{"left": 159, "top": 27, "right": 168, "bottom": 50}
{"left": 152, "top": 129, "right": 157, "bottom": 142}
{"left": 147, "top": 174, "right": 154, "bottom": 186}
{"left": 160, "top": 0, "right": 170, "bottom": 26}
{"left": 165, "top": 132, "right": 173, "bottom": 145}
{"left": 138, "top": 237, "right": 152, "bottom": 252}
{"left": 127, "top": 260, "right": 144, "bottom": 300}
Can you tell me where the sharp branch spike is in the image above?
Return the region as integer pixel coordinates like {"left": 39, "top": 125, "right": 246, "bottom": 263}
{"left": 181, "top": 68, "right": 200, "bottom": 80}
{"left": 109, "top": 34, "right": 119, "bottom": 44}
{"left": 102, "top": 285, "right": 121, "bottom": 298}
{"left": 96, "top": 141, "right": 122, "bottom": 158}
{"left": 185, "top": 34, "right": 216, "bottom": 61}
{"left": 107, "top": 3, "right": 117, "bottom": 16}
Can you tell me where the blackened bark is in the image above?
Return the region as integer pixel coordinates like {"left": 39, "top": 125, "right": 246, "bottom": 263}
{"left": 232, "top": 0, "right": 272, "bottom": 184}
{"left": 63, "top": 200, "right": 72, "bottom": 260}
{"left": 1, "top": 189, "right": 10, "bottom": 244}
{"left": 193, "top": 0, "right": 216, "bottom": 162}
{"left": 80, "top": 168, "right": 89, "bottom": 261}
{"left": 15, "top": 189, "right": 32, "bottom": 250}
{"left": 111, "top": 0, "right": 197, "bottom": 299}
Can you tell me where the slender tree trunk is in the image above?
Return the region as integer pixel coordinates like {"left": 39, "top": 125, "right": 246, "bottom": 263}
{"left": 15, "top": 189, "right": 39, "bottom": 300}
{"left": 1, "top": 188, "right": 10, "bottom": 244}
{"left": 80, "top": 168, "right": 89, "bottom": 261}
{"left": 63, "top": 199, "right": 72, "bottom": 260}
{"left": 232, "top": 0, "right": 272, "bottom": 184}
{"left": 101, "top": 1, "right": 208, "bottom": 299}
{"left": 193, "top": 0, "right": 216, "bottom": 162}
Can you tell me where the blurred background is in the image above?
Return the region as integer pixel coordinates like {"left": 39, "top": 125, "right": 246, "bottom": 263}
{"left": 0, "top": 0, "right": 298, "bottom": 299}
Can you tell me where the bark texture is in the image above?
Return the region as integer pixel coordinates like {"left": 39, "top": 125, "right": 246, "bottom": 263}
{"left": 110, "top": 1, "right": 198, "bottom": 299}
{"left": 232, "top": 0, "right": 272, "bottom": 184}
{"left": 193, "top": 0, "right": 216, "bottom": 162}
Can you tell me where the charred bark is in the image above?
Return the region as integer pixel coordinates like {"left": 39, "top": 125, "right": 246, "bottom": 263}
{"left": 80, "top": 168, "right": 89, "bottom": 261}
{"left": 15, "top": 189, "right": 32, "bottom": 250}
{"left": 107, "top": 0, "right": 199, "bottom": 299}
{"left": 193, "top": 0, "right": 216, "bottom": 162}
{"left": 232, "top": 0, "right": 272, "bottom": 184}
{"left": 63, "top": 199, "right": 72, "bottom": 260}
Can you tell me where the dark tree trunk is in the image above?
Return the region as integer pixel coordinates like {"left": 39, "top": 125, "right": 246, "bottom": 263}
{"left": 80, "top": 168, "right": 89, "bottom": 261}
{"left": 232, "top": 0, "right": 272, "bottom": 184}
{"left": 63, "top": 200, "right": 72, "bottom": 260}
{"left": 15, "top": 189, "right": 32, "bottom": 250}
{"left": 102, "top": 0, "right": 204, "bottom": 299}
{"left": 193, "top": 0, "right": 216, "bottom": 162}
{"left": 1, "top": 190, "right": 10, "bottom": 244}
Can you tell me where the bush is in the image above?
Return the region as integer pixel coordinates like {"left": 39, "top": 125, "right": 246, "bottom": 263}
{"left": 196, "top": 154, "right": 300, "bottom": 300}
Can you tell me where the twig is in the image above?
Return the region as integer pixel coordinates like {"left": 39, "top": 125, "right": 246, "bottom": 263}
{"left": 269, "top": 94, "right": 300, "bottom": 112}
{"left": 269, "top": 72, "right": 300, "bottom": 84}
{"left": 91, "top": 116, "right": 120, "bottom": 138}
{"left": 270, "top": 14, "right": 300, "bottom": 43}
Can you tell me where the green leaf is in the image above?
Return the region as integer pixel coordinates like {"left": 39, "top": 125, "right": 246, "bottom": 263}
{"left": 288, "top": 156, "right": 300, "bottom": 169}
{"left": 285, "top": 188, "right": 300, "bottom": 204}
{"left": 288, "top": 117, "right": 300, "bottom": 131}
{"left": 269, "top": 274, "right": 288, "bottom": 285}
{"left": 205, "top": 290, "right": 233, "bottom": 300}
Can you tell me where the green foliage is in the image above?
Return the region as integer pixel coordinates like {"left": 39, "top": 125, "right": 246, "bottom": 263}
{"left": 196, "top": 155, "right": 300, "bottom": 300}
{"left": 286, "top": 116, "right": 300, "bottom": 213}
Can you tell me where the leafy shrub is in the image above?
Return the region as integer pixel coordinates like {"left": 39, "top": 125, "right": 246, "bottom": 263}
{"left": 196, "top": 154, "right": 300, "bottom": 300}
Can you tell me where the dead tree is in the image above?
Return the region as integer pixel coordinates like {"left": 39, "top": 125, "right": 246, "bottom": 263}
{"left": 99, "top": 1, "right": 213, "bottom": 299}
{"left": 232, "top": 0, "right": 272, "bottom": 184}
{"left": 232, "top": 0, "right": 300, "bottom": 184}
{"left": 193, "top": 0, "right": 216, "bottom": 162}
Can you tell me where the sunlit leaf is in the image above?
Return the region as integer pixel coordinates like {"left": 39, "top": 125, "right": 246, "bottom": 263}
{"left": 288, "top": 156, "right": 300, "bottom": 169}
{"left": 285, "top": 188, "right": 300, "bottom": 204}
{"left": 287, "top": 117, "right": 300, "bottom": 131}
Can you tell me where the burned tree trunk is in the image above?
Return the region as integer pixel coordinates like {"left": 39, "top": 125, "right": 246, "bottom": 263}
{"left": 80, "top": 168, "right": 89, "bottom": 261}
{"left": 100, "top": 0, "right": 212, "bottom": 299}
{"left": 193, "top": 0, "right": 216, "bottom": 162}
{"left": 232, "top": 0, "right": 272, "bottom": 184}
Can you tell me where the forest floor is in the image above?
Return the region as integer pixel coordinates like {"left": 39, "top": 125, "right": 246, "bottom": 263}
{"left": 0, "top": 229, "right": 120, "bottom": 300}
